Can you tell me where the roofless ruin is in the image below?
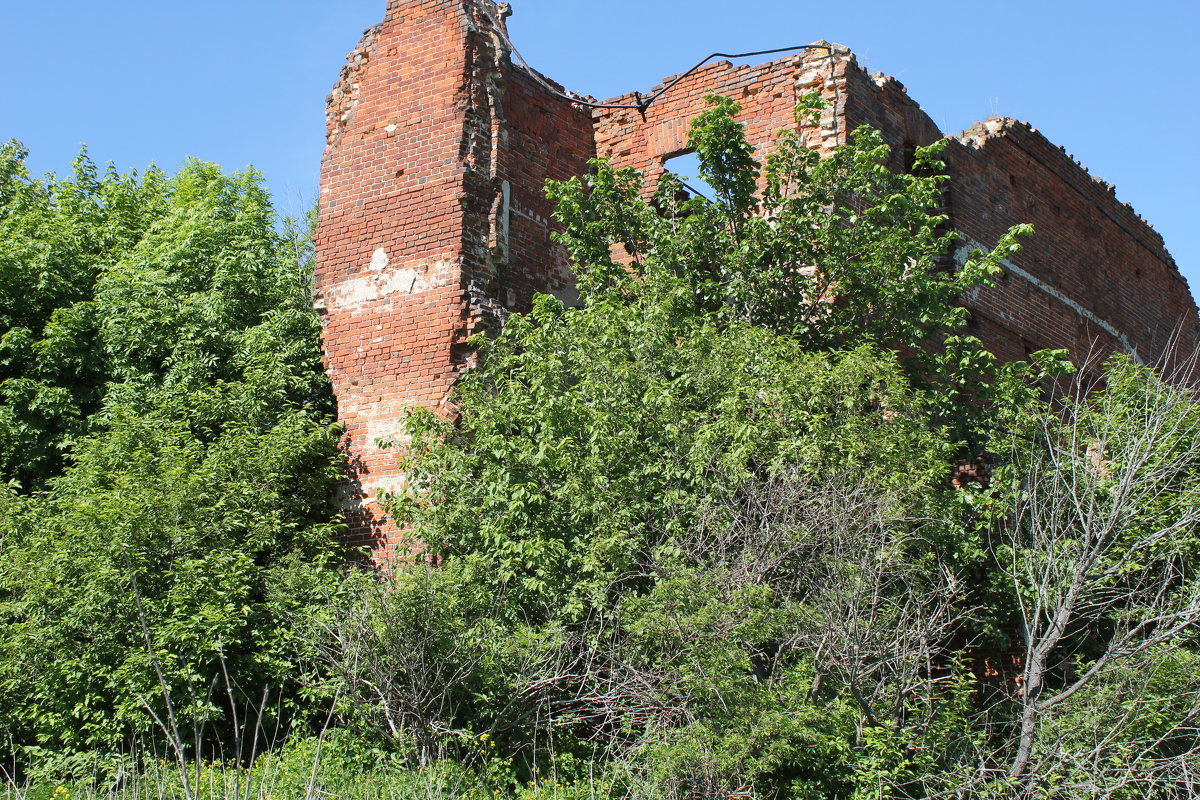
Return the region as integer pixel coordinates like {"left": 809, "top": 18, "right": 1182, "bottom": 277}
{"left": 313, "top": 0, "right": 1200, "bottom": 557}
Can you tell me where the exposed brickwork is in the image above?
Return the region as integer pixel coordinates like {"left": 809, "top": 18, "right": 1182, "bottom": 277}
{"left": 831, "top": 65, "right": 1198, "bottom": 367}
{"left": 314, "top": 0, "right": 592, "bottom": 556}
{"left": 593, "top": 48, "right": 847, "bottom": 187}
{"left": 316, "top": 0, "right": 1199, "bottom": 558}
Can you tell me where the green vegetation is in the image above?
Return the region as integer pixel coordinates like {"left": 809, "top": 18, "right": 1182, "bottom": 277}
{"left": 0, "top": 145, "right": 344, "bottom": 775}
{"left": 3, "top": 95, "right": 1200, "bottom": 799}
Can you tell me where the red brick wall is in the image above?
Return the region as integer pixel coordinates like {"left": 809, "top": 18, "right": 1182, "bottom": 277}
{"left": 314, "top": 1, "right": 473, "bottom": 559}
{"left": 593, "top": 47, "right": 849, "bottom": 187}
{"left": 593, "top": 48, "right": 1199, "bottom": 367}
{"left": 834, "top": 62, "right": 1200, "bottom": 366}
{"left": 316, "top": 0, "right": 1198, "bottom": 559}
{"left": 947, "top": 121, "right": 1197, "bottom": 366}
{"left": 314, "top": 0, "right": 593, "bottom": 557}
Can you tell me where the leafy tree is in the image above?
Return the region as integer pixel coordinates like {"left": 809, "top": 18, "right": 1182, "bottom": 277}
{"left": 399, "top": 301, "right": 949, "bottom": 611}
{"left": 0, "top": 141, "right": 168, "bottom": 487}
{"left": 332, "top": 94, "right": 1198, "bottom": 799}
{"left": 395, "top": 94, "right": 1031, "bottom": 593}
{"left": 0, "top": 147, "right": 344, "bottom": 768}
{"left": 548, "top": 96, "right": 1029, "bottom": 358}
{"left": 980, "top": 356, "right": 1200, "bottom": 796}
{"left": 320, "top": 96, "right": 1200, "bottom": 798}
{"left": 310, "top": 96, "right": 1044, "bottom": 796}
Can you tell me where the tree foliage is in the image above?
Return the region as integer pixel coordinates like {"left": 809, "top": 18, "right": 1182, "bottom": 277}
{"left": 323, "top": 97, "right": 1014, "bottom": 796}
{"left": 6, "top": 92, "right": 1200, "bottom": 800}
{"left": 547, "top": 96, "right": 1029, "bottom": 356}
{"left": 0, "top": 141, "right": 168, "bottom": 487}
{"left": 990, "top": 356, "right": 1200, "bottom": 794}
{"left": 303, "top": 96, "right": 1200, "bottom": 799}
{"left": 0, "top": 145, "right": 344, "bottom": 765}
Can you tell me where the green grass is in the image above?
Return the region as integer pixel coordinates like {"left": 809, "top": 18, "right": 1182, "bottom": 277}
{"left": 6, "top": 743, "right": 613, "bottom": 800}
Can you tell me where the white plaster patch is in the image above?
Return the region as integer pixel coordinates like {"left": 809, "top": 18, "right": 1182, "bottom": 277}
{"left": 368, "top": 247, "right": 389, "bottom": 271}
{"left": 327, "top": 257, "right": 437, "bottom": 311}
{"left": 367, "top": 417, "right": 405, "bottom": 449}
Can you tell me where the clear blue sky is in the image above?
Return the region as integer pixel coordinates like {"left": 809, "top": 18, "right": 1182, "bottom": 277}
{"left": 2, "top": 1, "right": 1197, "bottom": 293}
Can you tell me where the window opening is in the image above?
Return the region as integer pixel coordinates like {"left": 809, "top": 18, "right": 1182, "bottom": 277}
{"left": 662, "top": 150, "right": 717, "bottom": 201}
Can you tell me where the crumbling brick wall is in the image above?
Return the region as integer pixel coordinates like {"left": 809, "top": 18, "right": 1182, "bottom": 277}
{"left": 832, "top": 63, "right": 1198, "bottom": 366}
{"left": 592, "top": 48, "right": 848, "bottom": 186}
{"left": 592, "top": 47, "right": 1199, "bottom": 367}
{"left": 315, "top": 0, "right": 1199, "bottom": 558}
{"left": 313, "top": 0, "right": 593, "bottom": 556}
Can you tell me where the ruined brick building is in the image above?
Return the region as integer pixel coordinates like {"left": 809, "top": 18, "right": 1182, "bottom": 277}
{"left": 312, "top": 0, "right": 1200, "bottom": 558}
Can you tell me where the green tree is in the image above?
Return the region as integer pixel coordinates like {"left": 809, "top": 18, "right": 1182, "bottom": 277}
{"left": 0, "top": 142, "right": 168, "bottom": 487}
{"left": 981, "top": 356, "right": 1200, "bottom": 796}
{"left": 548, "top": 95, "right": 1028, "bottom": 356}
{"left": 326, "top": 98, "right": 1200, "bottom": 797}
{"left": 396, "top": 95, "right": 1031, "bottom": 593}
{"left": 0, "top": 148, "right": 344, "bottom": 769}
{"left": 310, "top": 96, "right": 1042, "bottom": 797}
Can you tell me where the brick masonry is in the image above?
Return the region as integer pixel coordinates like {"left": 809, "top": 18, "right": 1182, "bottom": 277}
{"left": 314, "top": 0, "right": 1200, "bottom": 558}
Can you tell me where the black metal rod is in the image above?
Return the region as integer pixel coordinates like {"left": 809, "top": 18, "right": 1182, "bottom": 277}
{"left": 635, "top": 45, "right": 834, "bottom": 112}
{"left": 481, "top": 2, "right": 836, "bottom": 114}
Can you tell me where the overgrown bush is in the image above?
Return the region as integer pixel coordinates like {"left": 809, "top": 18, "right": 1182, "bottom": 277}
{"left": 302, "top": 97, "right": 1200, "bottom": 799}
{"left": 296, "top": 97, "right": 1005, "bottom": 798}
